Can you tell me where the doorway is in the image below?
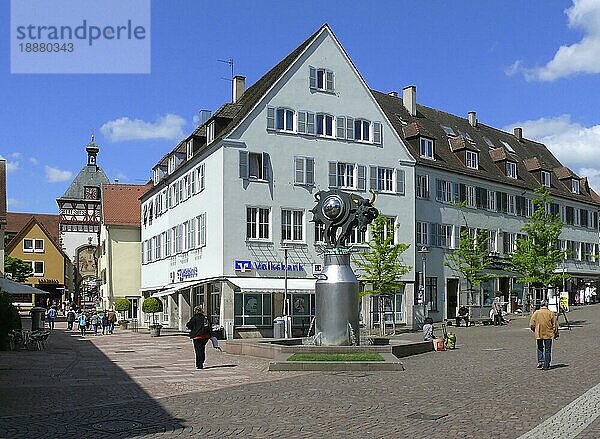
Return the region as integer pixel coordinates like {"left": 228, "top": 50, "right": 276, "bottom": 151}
{"left": 446, "top": 278, "right": 459, "bottom": 320}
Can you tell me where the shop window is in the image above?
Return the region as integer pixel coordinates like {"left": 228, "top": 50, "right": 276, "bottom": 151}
{"left": 234, "top": 292, "right": 272, "bottom": 326}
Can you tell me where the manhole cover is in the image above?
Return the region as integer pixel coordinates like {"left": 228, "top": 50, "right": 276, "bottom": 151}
{"left": 132, "top": 365, "right": 164, "bottom": 369}
{"left": 407, "top": 412, "right": 447, "bottom": 421}
{"left": 91, "top": 419, "right": 142, "bottom": 432}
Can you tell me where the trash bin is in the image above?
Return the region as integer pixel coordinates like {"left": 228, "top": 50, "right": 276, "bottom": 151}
{"left": 273, "top": 317, "right": 285, "bottom": 339}
{"left": 31, "top": 307, "right": 46, "bottom": 331}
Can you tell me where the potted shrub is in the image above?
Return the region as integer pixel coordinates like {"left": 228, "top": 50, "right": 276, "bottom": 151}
{"left": 114, "top": 298, "right": 131, "bottom": 325}
{"left": 142, "top": 297, "right": 163, "bottom": 337}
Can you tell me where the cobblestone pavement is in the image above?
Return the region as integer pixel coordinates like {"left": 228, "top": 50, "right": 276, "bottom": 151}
{"left": 1, "top": 304, "right": 598, "bottom": 438}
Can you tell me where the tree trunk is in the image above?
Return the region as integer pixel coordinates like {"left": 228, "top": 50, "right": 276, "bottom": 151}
{"left": 379, "top": 296, "right": 385, "bottom": 336}
{"left": 391, "top": 295, "right": 397, "bottom": 335}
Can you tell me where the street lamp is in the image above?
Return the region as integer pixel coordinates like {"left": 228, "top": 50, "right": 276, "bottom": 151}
{"left": 418, "top": 246, "right": 429, "bottom": 318}
{"left": 282, "top": 246, "right": 291, "bottom": 338}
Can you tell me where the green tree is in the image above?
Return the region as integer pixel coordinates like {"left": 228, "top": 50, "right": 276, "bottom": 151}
{"left": 142, "top": 297, "right": 163, "bottom": 328}
{"left": 355, "top": 216, "right": 411, "bottom": 336}
{"left": 511, "top": 187, "right": 567, "bottom": 302}
{"left": 445, "top": 227, "right": 495, "bottom": 306}
{"left": 4, "top": 256, "right": 33, "bottom": 282}
{"left": 114, "top": 298, "right": 131, "bottom": 321}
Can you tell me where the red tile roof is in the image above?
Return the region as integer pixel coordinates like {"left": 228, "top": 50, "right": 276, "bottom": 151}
{"left": 101, "top": 183, "right": 151, "bottom": 226}
{"left": 6, "top": 212, "right": 60, "bottom": 242}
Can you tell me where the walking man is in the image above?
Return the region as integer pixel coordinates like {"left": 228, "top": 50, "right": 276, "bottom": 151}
{"left": 46, "top": 306, "right": 57, "bottom": 330}
{"left": 186, "top": 306, "right": 212, "bottom": 369}
{"left": 66, "top": 308, "right": 76, "bottom": 331}
{"left": 529, "top": 300, "right": 559, "bottom": 370}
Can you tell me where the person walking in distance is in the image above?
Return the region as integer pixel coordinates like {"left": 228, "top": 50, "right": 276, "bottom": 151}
{"left": 186, "top": 306, "right": 212, "bottom": 369}
{"left": 107, "top": 309, "right": 117, "bottom": 334}
{"left": 78, "top": 311, "right": 87, "bottom": 337}
{"left": 529, "top": 300, "right": 559, "bottom": 370}
{"left": 66, "top": 308, "right": 76, "bottom": 331}
{"left": 46, "top": 306, "right": 57, "bottom": 330}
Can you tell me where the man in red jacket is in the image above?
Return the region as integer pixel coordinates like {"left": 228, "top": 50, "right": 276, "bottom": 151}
{"left": 186, "top": 306, "right": 212, "bottom": 369}
{"left": 529, "top": 300, "right": 559, "bottom": 370}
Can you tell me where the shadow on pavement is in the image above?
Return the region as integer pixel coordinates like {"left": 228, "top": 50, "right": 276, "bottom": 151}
{"left": 203, "top": 364, "right": 238, "bottom": 369}
{"left": 0, "top": 318, "right": 185, "bottom": 439}
{"left": 549, "top": 363, "right": 569, "bottom": 369}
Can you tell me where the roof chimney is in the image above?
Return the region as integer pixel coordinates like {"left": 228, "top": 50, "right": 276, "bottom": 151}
{"left": 198, "top": 109, "right": 212, "bottom": 125}
{"left": 468, "top": 111, "right": 477, "bottom": 127}
{"left": 388, "top": 91, "right": 398, "bottom": 98}
{"left": 233, "top": 75, "right": 246, "bottom": 103}
{"left": 513, "top": 127, "right": 523, "bottom": 141}
{"left": 402, "top": 86, "right": 417, "bottom": 116}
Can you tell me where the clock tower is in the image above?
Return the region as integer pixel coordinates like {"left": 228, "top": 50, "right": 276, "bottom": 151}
{"left": 57, "top": 136, "right": 109, "bottom": 305}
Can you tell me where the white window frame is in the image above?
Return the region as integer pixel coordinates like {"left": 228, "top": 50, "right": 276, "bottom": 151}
{"left": 197, "top": 213, "right": 207, "bottom": 247}
{"left": 416, "top": 174, "right": 429, "bottom": 199}
{"left": 276, "top": 108, "right": 295, "bottom": 132}
{"left": 33, "top": 260, "right": 44, "bottom": 277}
{"left": 416, "top": 221, "right": 429, "bottom": 246}
{"left": 541, "top": 170, "right": 551, "bottom": 187}
{"left": 281, "top": 209, "right": 304, "bottom": 243}
{"left": 316, "top": 113, "right": 334, "bottom": 137}
{"left": 506, "top": 161, "right": 517, "bottom": 179}
{"left": 487, "top": 190, "right": 497, "bottom": 211}
{"left": 572, "top": 179, "right": 580, "bottom": 194}
{"left": 310, "top": 66, "right": 334, "bottom": 92}
{"left": 23, "top": 238, "right": 34, "bottom": 253}
{"left": 420, "top": 138, "right": 434, "bottom": 159}
{"left": 186, "top": 138, "right": 194, "bottom": 159}
{"left": 377, "top": 167, "right": 395, "bottom": 193}
{"left": 337, "top": 163, "right": 355, "bottom": 189}
{"left": 207, "top": 121, "right": 215, "bottom": 144}
{"left": 466, "top": 151, "right": 479, "bottom": 169}
{"left": 507, "top": 194, "right": 516, "bottom": 215}
{"left": 247, "top": 207, "right": 270, "bottom": 241}
{"left": 354, "top": 119, "right": 371, "bottom": 142}
{"left": 466, "top": 186, "right": 476, "bottom": 208}
{"left": 249, "top": 152, "right": 266, "bottom": 180}
{"left": 197, "top": 163, "right": 205, "bottom": 191}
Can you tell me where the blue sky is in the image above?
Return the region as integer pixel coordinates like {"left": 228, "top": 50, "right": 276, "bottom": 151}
{"left": 3, "top": 0, "right": 600, "bottom": 213}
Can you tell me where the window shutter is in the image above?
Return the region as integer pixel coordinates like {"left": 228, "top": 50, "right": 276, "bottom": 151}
{"left": 306, "top": 158, "right": 315, "bottom": 185}
{"left": 328, "top": 162, "right": 337, "bottom": 188}
{"left": 307, "top": 112, "right": 315, "bottom": 135}
{"left": 326, "top": 70, "right": 334, "bottom": 92}
{"left": 336, "top": 116, "right": 346, "bottom": 139}
{"left": 436, "top": 179, "right": 442, "bottom": 201}
{"left": 294, "top": 157, "right": 304, "bottom": 184}
{"left": 346, "top": 117, "right": 354, "bottom": 140}
{"left": 239, "top": 151, "right": 249, "bottom": 179}
{"left": 459, "top": 184, "right": 466, "bottom": 202}
{"left": 373, "top": 122, "right": 382, "bottom": 144}
{"left": 396, "top": 169, "right": 405, "bottom": 195}
{"left": 309, "top": 66, "right": 317, "bottom": 89}
{"left": 369, "top": 166, "right": 378, "bottom": 191}
{"left": 267, "top": 107, "right": 275, "bottom": 130}
{"left": 262, "top": 152, "right": 270, "bottom": 181}
{"left": 297, "top": 111, "right": 306, "bottom": 134}
{"left": 357, "top": 165, "right": 366, "bottom": 191}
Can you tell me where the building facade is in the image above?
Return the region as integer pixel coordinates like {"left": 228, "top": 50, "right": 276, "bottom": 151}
{"left": 140, "top": 25, "right": 417, "bottom": 337}
{"left": 5, "top": 213, "right": 73, "bottom": 308}
{"left": 140, "top": 24, "right": 600, "bottom": 336}
{"left": 98, "top": 183, "right": 149, "bottom": 320}
{"left": 0, "top": 160, "right": 6, "bottom": 276}
{"left": 373, "top": 88, "right": 600, "bottom": 320}
{"left": 57, "top": 136, "right": 109, "bottom": 306}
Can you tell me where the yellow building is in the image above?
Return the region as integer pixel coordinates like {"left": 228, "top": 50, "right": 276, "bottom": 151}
{"left": 5, "top": 213, "right": 73, "bottom": 309}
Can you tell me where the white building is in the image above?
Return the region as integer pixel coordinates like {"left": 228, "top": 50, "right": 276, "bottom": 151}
{"left": 140, "top": 25, "right": 416, "bottom": 337}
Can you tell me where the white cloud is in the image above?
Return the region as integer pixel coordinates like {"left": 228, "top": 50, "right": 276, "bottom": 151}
{"left": 45, "top": 165, "right": 73, "bottom": 183}
{"left": 100, "top": 114, "right": 186, "bottom": 142}
{"left": 7, "top": 198, "right": 22, "bottom": 209}
{"left": 0, "top": 155, "right": 19, "bottom": 172}
{"left": 29, "top": 157, "right": 39, "bottom": 165}
{"left": 504, "top": 114, "right": 600, "bottom": 192}
{"left": 509, "top": 0, "right": 600, "bottom": 81}
{"left": 10, "top": 152, "right": 22, "bottom": 159}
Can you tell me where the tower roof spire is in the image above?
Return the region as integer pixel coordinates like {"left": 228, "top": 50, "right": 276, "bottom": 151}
{"left": 86, "top": 132, "right": 99, "bottom": 166}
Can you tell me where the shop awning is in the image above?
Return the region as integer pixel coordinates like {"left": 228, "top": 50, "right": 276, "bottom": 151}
{"left": 0, "top": 278, "right": 50, "bottom": 295}
{"left": 226, "top": 277, "right": 316, "bottom": 292}
{"left": 150, "top": 280, "right": 203, "bottom": 298}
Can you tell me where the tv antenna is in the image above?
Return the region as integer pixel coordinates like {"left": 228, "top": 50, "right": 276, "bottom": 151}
{"left": 218, "top": 58, "right": 234, "bottom": 100}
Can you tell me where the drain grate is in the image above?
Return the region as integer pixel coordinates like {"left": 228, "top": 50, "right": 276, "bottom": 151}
{"left": 131, "top": 365, "right": 164, "bottom": 369}
{"left": 407, "top": 412, "right": 447, "bottom": 421}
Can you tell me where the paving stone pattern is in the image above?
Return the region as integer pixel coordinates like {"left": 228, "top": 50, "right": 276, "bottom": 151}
{"left": 1, "top": 305, "right": 599, "bottom": 438}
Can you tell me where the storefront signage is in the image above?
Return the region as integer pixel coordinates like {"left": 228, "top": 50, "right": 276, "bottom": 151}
{"left": 234, "top": 260, "right": 305, "bottom": 273}
{"left": 177, "top": 267, "right": 198, "bottom": 281}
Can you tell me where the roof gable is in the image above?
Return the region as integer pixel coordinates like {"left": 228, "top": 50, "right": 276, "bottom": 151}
{"left": 6, "top": 216, "right": 65, "bottom": 258}
{"left": 101, "top": 183, "right": 149, "bottom": 226}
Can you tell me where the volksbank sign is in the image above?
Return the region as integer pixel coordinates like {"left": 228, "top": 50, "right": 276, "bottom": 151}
{"left": 234, "top": 260, "right": 305, "bottom": 273}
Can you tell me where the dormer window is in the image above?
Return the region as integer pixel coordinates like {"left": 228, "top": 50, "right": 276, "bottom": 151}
{"left": 276, "top": 108, "right": 294, "bottom": 131}
{"left": 506, "top": 161, "right": 517, "bottom": 179}
{"left": 309, "top": 66, "right": 334, "bottom": 92}
{"left": 186, "top": 139, "right": 194, "bottom": 159}
{"left": 541, "top": 170, "right": 551, "bottom": 187}
{"left": 466, "top": 151, "right": 479, "bottom": 170}
{"left": 572, "top": 179, "right": 580, "bottom": 194}
{"left": 420, "top": 137, "right": 434, "bottom": 160}
{"left": 207, "top": 121, "right": 215, "bottom": 144}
